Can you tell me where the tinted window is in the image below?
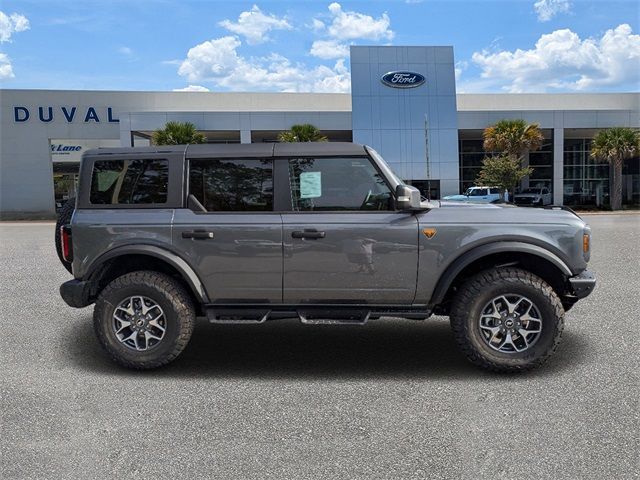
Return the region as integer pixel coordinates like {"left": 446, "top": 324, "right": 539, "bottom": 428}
{"left": 90, "top": 159, "right": 168, "bottom": 205}
{"left": 490, "top": 188, "right": 500, "bottom": 194}
{"left": 189, "top": 159, "right": 273, "bottom": 212}
{"left": 288, "top": 157, "right": 393, "bottom": 211}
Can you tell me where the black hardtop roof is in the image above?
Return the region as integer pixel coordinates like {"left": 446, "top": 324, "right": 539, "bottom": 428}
{"left": 84, "top": 142, "right": 367, "bottom": 159}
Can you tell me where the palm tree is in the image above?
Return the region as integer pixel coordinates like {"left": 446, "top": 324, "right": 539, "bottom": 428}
{"left": 278, "top": 124, "right": 328, "bottom": 143}
{"left": 479, "top": 119, "right": 544, "bottom": 201}
{"left": 152, "top": 121, "right": 207, "bottom": 145}
{"left": 483, "top": 119, "right": 544, "bottom": 160}
{"left": 590, "top": 127, "right": 640, "bottom": 210}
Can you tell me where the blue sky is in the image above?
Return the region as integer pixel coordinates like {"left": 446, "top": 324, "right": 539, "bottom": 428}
{"left": 0, "top": 0, "right": 638, "bottom": 93}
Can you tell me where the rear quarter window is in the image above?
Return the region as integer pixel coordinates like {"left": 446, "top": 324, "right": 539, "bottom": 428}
{"left": 90, "top": 159, "right": 169, "bottom": 205}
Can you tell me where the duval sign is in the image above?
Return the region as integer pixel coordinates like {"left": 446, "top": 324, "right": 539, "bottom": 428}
{"left": 381, "top": 71, "right": 426, "bottom": 88}
{"left": 13, "top": 106, "right": 119, "bottom": 123}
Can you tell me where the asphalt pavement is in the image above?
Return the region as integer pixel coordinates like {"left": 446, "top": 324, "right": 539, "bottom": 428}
{"left": 1, "top": 214, "right": 638, "bottom": 479}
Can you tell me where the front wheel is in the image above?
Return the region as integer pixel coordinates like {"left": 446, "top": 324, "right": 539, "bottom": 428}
{"left": 450, "top": 268, "right": 564, "bottom": 373}
{"left": 93, "top": 271, "right": 195, "bottom": 369}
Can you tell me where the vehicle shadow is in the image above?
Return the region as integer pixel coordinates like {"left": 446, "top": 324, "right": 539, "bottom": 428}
{"left": 65, "top": 316, "right": 589, "bottom": 380}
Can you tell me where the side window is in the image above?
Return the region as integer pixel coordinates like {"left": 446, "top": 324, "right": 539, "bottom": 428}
{"left": 288, "top": 157, "right": 393, "bottom": 211}
{"left": 490, "top": 188, "right": 500, "bottom": 195}
{"left": 189, "top": 158, "right": 273, "bottom": 212}
{"left": 90, "top": 159, "right": 168, "bottom": 205}
{"left": 542, "top": 188, "right": 549, "bottom": 194}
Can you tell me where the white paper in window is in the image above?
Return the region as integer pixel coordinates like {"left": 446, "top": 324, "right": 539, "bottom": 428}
{"left": 299, "top": 172, "right": 321, "bottom": 198}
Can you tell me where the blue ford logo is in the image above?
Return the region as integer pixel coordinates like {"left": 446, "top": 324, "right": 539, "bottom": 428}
{"left": 381, "top": 71, "right": 425, "bottom": 88}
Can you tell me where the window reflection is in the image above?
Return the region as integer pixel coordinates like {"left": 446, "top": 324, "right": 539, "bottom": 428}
{"left": 189, "top": 159, "right": 273, "bottom": 212}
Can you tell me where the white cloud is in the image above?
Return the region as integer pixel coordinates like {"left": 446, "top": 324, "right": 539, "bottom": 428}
{"left": 471, "top": 24, "right": 640, "bottom": 92}
{"left": 0, "top": 11, "right": 29, "bottom": 43}
{"left": 178, "top": 36, "right": 243, "bottom": 81}
{"left": 219, "top": 5, "right": 291, "bottom": 45}
{"left": 310, "top": 18, "right": 325, "bottom": 32}
{"left": 307, "top": 3, "right": 393, "bottom": 59}
{"left": 533, "top": 0, "right": 571, "bottom": 22}
{"left": 325, "top": 2, "right": 393, "bottom": 41}
{"left": 177, "top": 35, "right": 350, "bottom": 92}
{"left": 118, "top": 46, "right": 133, "bottom": 56}
{"left": 0, "top": 52, "right": 14, "bottom": 79}
{"left": 173, "top": 85, "right": 210, "bottom": 92}
{"left": 310, "top": 39, "right": 350, "bottom": 60}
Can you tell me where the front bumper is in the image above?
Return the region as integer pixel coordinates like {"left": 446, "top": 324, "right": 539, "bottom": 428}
{"left": 60, "top": 279, "right": 93, "bottom": 308}
{"left": 568, "top": 269, "right": 596, "bottom": 299}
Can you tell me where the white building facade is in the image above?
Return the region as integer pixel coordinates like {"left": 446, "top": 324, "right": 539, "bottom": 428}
{"left": 1, "top": 45, "right": 638, "bottom": 216}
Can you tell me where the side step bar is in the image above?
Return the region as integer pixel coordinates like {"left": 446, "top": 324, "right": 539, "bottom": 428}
{"left": 299, "top": 309, "right": 370, "bottom": 325}
{"left": 205, "top": 305, "right": 432, "bottom": 325}
{"left": 207, "top": 308, "right": 271, "bottom": 324}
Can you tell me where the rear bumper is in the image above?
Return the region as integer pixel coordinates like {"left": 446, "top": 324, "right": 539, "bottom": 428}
{"left": 60, "top": 279, "right": 93, "bottom": 308}
{"left": 568, "top": 269, "right": 596, "bottom": 299}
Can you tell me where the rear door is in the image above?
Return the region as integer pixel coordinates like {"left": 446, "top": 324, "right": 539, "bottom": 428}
{"left": 172, "top": 157, "right": 282, "bottom": 303}
{"left": 280, "top": 156, "right": 419, "bottom": 304}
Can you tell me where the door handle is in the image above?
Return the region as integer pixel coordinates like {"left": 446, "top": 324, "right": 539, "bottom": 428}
{"left": 291, "top": 229, "right": 326, "bottom": 239}
{"left": 182, "top": 230, "right": 214, "bottom": 240}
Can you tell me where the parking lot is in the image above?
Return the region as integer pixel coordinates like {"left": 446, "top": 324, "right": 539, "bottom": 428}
{"left": 1, "top": 214, "right": 638, "bottom": 479}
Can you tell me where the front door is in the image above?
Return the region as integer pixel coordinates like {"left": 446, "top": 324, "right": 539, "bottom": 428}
{"left": 281, "top": 156, "right": 419, "bottom": 304}
{"left": 173, "top": 157, "right": 282, "bottom": 303}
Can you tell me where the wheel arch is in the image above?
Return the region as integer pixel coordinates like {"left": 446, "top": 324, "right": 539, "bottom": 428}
{"left": 430, "top": 241, "right": 572, "bottom": 313}
{"left": 85, "top": 245, "right": 209, "bottom": 305}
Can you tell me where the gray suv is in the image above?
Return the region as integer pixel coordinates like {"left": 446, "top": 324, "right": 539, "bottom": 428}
{"left": 58, "top": 143, "right": 595, "bottom": 372}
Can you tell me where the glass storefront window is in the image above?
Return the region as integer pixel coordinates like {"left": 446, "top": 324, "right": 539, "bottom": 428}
{"left": 561, "top": 136, "right": 619, "bottom": 208}
{"left": 458, "top": 133, "right": 553, "bottom": 194}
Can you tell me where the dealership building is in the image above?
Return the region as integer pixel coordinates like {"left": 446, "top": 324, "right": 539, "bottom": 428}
{"left": 1, "top": 45, "right": 638, "bottom": 216}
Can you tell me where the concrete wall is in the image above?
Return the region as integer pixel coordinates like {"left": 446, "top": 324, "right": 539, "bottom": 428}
{"left": 350, "top": 46, "right": 460, "bottom": 195}
{"left": 120, "top": 111, "right": 351, "bottom": 146}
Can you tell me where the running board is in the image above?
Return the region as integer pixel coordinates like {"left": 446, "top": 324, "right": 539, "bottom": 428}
{"left": 207, "top": 308, "right": 271, "bottom": 324}
{"left": 298, "top": 310, "right": 370, "bottom": 325}
{"left": 203, "top": 304, "right": 432, "bottom": 324}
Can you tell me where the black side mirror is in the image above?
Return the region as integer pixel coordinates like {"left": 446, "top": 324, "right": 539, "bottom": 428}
{"left": 395, "top": 185, "right": 422, "bottom": 211}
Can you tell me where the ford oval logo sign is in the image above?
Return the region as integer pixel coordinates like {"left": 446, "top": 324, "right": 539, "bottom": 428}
{"left": 381, "top": 71, "right": 425, "bottom": 88}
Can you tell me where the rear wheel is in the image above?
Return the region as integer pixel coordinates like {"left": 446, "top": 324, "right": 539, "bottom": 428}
{"left": 54, "top": 197, "right": 75, "bottom": 273}
{"left": 93, "top": 271, "right": 195, "bottom": 369}
{"left": 450, "top": 268, "right": 564, "bottom": 373}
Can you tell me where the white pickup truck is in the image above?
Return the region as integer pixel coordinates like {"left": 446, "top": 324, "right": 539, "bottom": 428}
{"left": 443, "top": 186, "right": 502, "bottom": 203}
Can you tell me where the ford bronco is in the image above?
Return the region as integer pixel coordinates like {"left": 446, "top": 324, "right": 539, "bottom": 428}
{"left": 58, "top": 143, "right": 595, "bottom": 372}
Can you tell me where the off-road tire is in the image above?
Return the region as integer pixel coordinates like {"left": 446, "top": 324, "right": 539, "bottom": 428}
{"left": 93, "top": 271, "right": 195, "bottom": 369}
{"left": 450, "top": 267, "right": 564, "bottom": 373}
{"left": 54, "top": 197, "right": 75, "bottom": 273}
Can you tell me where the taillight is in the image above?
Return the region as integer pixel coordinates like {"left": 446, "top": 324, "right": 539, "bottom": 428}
{"left": 60, "top": 225, "right": 73, "bottom": 262}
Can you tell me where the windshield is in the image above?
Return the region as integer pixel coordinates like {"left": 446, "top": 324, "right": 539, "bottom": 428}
{"left": 465, "top": 188, "right": 486, "bottom": 196}
{"left": 521, "top": 188, "right": 539, "bottom": 194}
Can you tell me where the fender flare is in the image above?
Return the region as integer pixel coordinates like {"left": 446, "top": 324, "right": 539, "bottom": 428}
{"left": 85, "top": 244, "right": 209, "bottom": 303}
{"left": 429, "top": 241, "right": 573, "bottom": 306}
